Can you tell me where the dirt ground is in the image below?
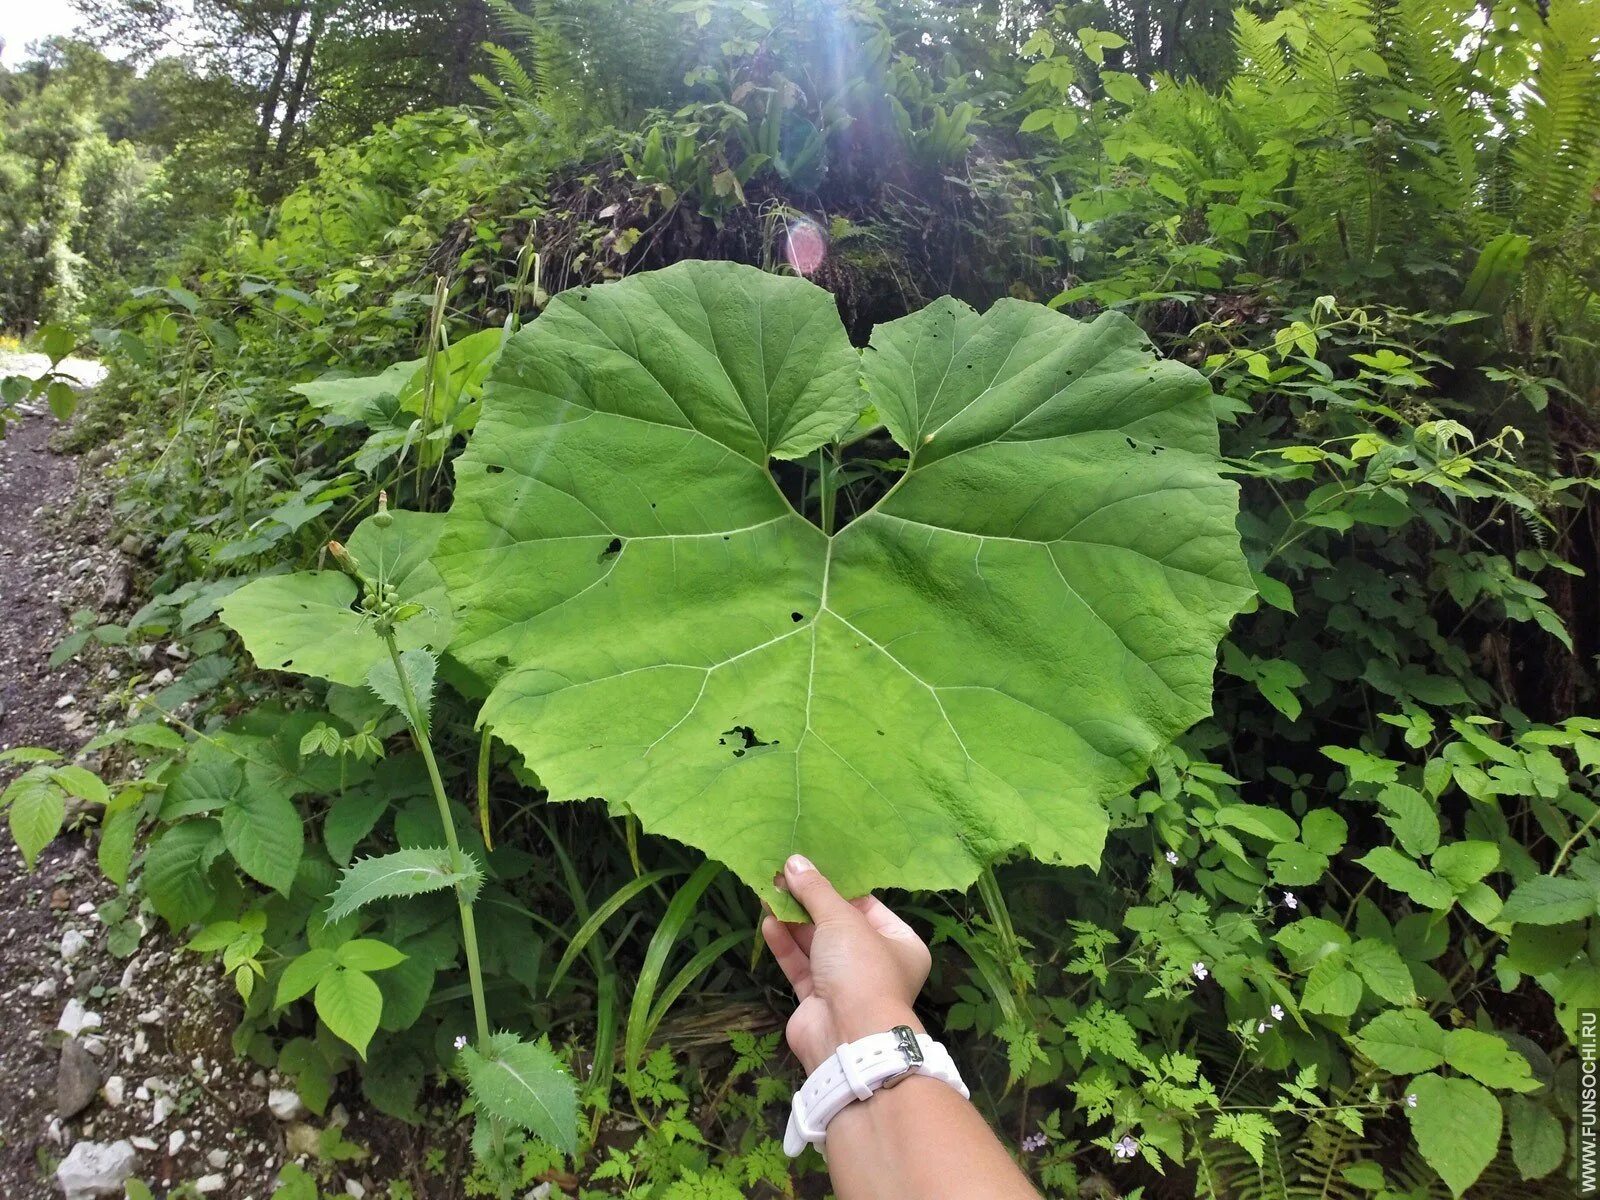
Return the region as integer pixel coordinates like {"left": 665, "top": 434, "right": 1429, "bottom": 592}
{"left": 0, "top": 366, "right": 392, "bottom": 1199}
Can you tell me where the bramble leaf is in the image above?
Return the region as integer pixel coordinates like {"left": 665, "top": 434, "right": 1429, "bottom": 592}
{"left": 435, "top": 262, "right": 1250, "bottom": 908}
{"left": 1406, "top": 1073, "right": 1501, "bottom": 1197}
{"left": 1352, "top": 1009, "right": 1446, "bottom": 1073}
{"left": 143, "top": 819, "right": 224, "bottom": 927}
{"left": 314, "top": 966, "right": 384, "bottom": 1057}
{"left": 1498, "top": 874, "right": 1598, "bottom": 926}
{"left": 221, "top": 785, "right": 304, "bottom": 894}
{"left": 7, "top": 772, "right": 64, "bottom": 869}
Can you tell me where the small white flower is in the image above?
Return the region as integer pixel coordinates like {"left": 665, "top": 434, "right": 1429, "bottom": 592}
{"left": 1113, "top": 1135, "right": 1140, "bottom": 1161}
{"left": 1257, "top": 1020, "right": 1272, "bottom": 1033}
{"left": 1270, "top": 1004, "right": 1285, "bottom": 1021}
{"left": 453, "top": 1035, "right": 468, "bottom": 1050}
{"left": 1164, "top": 850, "right": 1180, "bottom": 865}
{"left": 1405, "top": 1093, "right": 1418, "bottom": 1109}
{"left": 1282, "top": 891, "right": 1299, "bottom": 910}
{"left": 1191, "top": 961, "right": 1209, "bottom": 982}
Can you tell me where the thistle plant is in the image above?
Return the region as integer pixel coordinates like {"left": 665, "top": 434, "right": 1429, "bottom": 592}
{"left": 223, "top": 491, "right": 578, "bottom": 1155}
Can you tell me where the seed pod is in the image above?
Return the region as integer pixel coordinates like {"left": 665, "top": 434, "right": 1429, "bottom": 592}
{"left": 373, "top": 490, "right": 393, "bottom": 529}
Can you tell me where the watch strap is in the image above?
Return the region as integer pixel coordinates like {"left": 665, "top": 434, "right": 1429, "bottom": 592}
{"left": 784, "top": 1026, "right": 968, "bottom": 1157}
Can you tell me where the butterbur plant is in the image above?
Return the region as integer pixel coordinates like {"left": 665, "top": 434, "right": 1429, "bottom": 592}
{"left": 433, "top": 260, "right": 1252, "bottom": 914}
{"left": 219, "top": 493, "right": 578, "bottom": 1155}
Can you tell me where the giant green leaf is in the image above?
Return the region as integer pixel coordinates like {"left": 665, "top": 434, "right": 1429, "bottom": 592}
{"left": 218, "top": 510, "right": 452, "bottom": 687}
{"left": 435, "top": 262, "right": 1251, "bottom": 906}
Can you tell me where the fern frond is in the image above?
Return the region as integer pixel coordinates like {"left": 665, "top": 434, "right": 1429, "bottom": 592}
{"left": 1509, "top": 0, "right": 1600, "bottom": 246}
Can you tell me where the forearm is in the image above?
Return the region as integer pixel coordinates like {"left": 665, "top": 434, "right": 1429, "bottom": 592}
{"left": 823, "top": 1074, "right": 1041, "bottom": 1200}
{"left": 817, "top": 1004, "right": 1039, "bottom": 1200}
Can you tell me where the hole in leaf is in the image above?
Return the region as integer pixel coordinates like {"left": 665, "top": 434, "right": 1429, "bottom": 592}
{"left": 487, "top": 464, "right": 505, "bottom": 475}
{"left": 1125, "top": 436, "right": 1137, "bottom": 449}
{"left": 599, "top": 536, "right": 623, "bottom": 562}
{"left": 719, "top": 724, "right": 777, "bottom": 758}
{"left": 790, "top": 611, "right": 804, "bottom": 622}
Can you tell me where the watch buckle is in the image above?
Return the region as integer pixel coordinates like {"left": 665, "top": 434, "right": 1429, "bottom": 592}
{"left": 880, "top": 1025, "right": 924, "bottom": 1090}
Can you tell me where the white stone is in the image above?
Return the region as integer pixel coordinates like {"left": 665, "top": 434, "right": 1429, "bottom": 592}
{"left": 167, "top": 1130, "right": 185, "bottom": 1155}
{"left": 129, "top": 1137, "right": 156, "bottom": 1153}
{"left": 55, "top": 1140, "right": 138, "bottom": 1200}
{"left": 151, "top": 1096, "right": 172, "bottom": 1125}
{"left": 31, "top": 976, "right": 59, "bottom": 999}
{"left": 55, "top": 694, "right": 77, "bottom": 709}
{"left": 195, "top": 1174, "right": 226, "bottom": 1194}
{"left": 60, "top": 930, "right": 90, "bottom": 961}
{"left": 75, "top": 902, "right": 94, "bottom": 915}
{"left": 57, "top": 1000, "right": 102, "bottom": 1036}
{"left": 345, "top": 1182, "right": 366, "bottom": 1199}
{"left": 101, "top": 1077, "right": 125, "bottom": 1107}
{"left": 150, "top": 669, "right": 174, "bottom": 687}
{"left": 206, "top": 1149, "right": 229, "bottom": 1169}
{"left": 267, "top": 1088, "right": 306, "bottom": 1121}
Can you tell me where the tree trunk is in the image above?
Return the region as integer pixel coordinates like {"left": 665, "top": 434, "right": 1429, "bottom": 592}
{"left": 268, "top": 3, "right": 325, "bottom": 186}
{"left": 442, "top": 0, "right": 490, "bottom": 105}
{"left": 250, "top": 1, "right": 306, "bottom": 182}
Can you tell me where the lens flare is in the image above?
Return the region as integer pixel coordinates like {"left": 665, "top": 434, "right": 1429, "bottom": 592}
{"left": 783, "top": 217, "right": 828, "bottom": 277}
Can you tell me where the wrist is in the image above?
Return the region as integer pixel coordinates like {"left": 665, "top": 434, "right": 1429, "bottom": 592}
{"left": 803, "top": 1003, "right": 923, "bottom": 1073}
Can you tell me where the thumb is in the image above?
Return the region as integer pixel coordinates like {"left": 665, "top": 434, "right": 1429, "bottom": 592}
{"left": 783, "top": 854, "right": 856, "bottom": 925}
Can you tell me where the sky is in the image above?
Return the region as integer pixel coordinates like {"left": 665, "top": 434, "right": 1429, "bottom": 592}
{"left": 1, "top": 0, "right": 86, "bottom": 66}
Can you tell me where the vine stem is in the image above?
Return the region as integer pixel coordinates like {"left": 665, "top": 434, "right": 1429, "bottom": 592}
{"left": 383, "top": 633, "right": 492, "bottom": 1049}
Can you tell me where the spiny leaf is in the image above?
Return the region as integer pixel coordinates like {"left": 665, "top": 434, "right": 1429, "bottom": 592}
{"left": 460, "top": 1031, "right": 578, "bottom": 1154}
{"left": 326, "top": 848, "right": 482, "bottom": 921}
{"left": 365, "top": 649, "right": 437, "bottom": 732}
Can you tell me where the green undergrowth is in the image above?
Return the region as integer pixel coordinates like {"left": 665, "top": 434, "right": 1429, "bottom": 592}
{"left": 3, "top": 0, "right": 1599, "bottom": 1197}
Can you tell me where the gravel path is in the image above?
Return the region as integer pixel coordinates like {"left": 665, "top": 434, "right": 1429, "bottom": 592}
{"left": 0, "top": 382, "right": 368, "bottom": 1199}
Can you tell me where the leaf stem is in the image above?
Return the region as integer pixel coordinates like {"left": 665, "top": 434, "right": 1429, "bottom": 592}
{"left": 383, "top": 632, "right": 492, "bottom": 1048}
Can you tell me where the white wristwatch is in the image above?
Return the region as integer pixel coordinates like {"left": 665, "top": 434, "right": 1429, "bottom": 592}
{"left": 784, "top": 1025, "right": 969, "bottom": 1157}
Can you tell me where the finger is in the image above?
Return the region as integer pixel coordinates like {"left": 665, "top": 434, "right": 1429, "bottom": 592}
{"left": 761, "top": 915, "right": 814, "bottom": 999}
{"left": 852, "top": 895, "right": 924, "bottom": 943}
{"left": 782, "top": 854, "right": 858, "bottom": 926}
{"left": 787, "top": 920, "right": 816, "bottom": 956}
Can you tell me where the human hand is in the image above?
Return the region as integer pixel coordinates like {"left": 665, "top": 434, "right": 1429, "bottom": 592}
{"left": 760, "top": 854, "right": 933, "bottom": 1075}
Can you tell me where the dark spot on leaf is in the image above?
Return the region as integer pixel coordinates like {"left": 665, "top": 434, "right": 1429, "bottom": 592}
{"left": 599, "top": 536, "right": 623, "bottom": 562}
{"left": 283, "top": 659, "right": 294, "bottom": 668}
{"left": 791, "top": 611, "right": 804, "bottom": 622}
{"left": 1125, "top": 436, "right": 1137, "bottom": 449}
{"left": 719, "top": 724, "right": 777, "bottom": 758}
{"left": 487, "top": 464, "right": 505, "bottom": 474}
